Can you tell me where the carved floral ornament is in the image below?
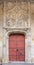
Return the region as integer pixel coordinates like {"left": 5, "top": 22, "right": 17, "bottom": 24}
{"left": 5, "top": 1, "right": 29, "bottom": 27}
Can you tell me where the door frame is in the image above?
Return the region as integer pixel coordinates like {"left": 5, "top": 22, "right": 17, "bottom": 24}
{"left": 3, "top": 28, "right": 31, "bottom": 63}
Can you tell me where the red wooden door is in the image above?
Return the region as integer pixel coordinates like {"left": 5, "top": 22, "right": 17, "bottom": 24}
{"left": 9, "top": 34, "right": 25, "bottom": 61}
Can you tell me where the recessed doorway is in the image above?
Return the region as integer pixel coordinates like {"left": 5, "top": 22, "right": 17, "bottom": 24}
{"left": 9, "top": 34, "right": 25, "bottom": 61}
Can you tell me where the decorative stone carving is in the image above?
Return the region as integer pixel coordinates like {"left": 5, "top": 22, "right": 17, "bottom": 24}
{"left": 31, "top": 3, "right": 34, "bottom": 20}
{"left": 0, "top": 1, "right": 3, "bottom": 15}
{"left": 4, "top": 1, "right": 29, "bottom": 28}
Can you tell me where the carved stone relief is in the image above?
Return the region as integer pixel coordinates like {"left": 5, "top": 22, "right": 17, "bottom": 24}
{"left": 31, "top": 3, "right": 34, "bottom": 20}
{"left": 4, "top": 1, "right": 29, "bottom": 28}
{"left": 0, "top": 1, "right": 3, "bottom": 15}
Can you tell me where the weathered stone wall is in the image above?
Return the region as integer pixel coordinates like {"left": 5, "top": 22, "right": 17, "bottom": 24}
{"left": 30, "top": 2, "right": 34, "bottom": 62}
{"left": 0, "top": 0, "right": 34, "bottom": 63}
{"left": 0, "top": 1, "right": 3, "bottom": 61}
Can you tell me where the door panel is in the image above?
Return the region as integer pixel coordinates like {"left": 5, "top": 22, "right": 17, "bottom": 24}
{"left": 9, "top": 42, "right": 16, "bottom": 48}
{"left": 9, "top": 49, "right": 16, "bottom": 56}
{"left": 17, "top": 43, "right": 25, "bottom": 48}
{"left": 9, "top": 34, "right": 25, "bottom": 61}
{"left": 9, "top": 56, "right": 16, "bottom": 61}
{"left": 17, "top": 55, "right": 25, "bottom": 61}
{"left": 17, "top": 48, "right": 25, "bottom": 56}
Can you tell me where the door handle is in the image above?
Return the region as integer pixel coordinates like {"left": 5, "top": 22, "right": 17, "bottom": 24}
{"left": 16, "top": 49, "right": 18, "bottom": 51}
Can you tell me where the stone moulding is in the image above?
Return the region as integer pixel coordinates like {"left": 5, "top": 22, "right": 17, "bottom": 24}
{"left": 2, "top": 27, "right": 31, "bottom": 63}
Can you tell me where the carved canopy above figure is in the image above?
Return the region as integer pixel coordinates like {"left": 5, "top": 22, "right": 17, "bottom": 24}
{"left": 4, "top": 1, "right": 30, "bottom": 28}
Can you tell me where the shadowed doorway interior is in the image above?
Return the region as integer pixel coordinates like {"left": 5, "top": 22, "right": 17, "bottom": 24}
{"left": 9, "top": 34, "right": 25, "bottom": 61}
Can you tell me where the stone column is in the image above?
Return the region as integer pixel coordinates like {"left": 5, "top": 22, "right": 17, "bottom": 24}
{"left": 3, "top": 28, "right": 9, "bottom": 63}
{"left": 25, "top": 29, "right": 31, "bottom": 63}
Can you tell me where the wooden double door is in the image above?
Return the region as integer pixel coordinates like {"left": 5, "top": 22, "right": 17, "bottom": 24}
{"left": 9, "top": 34, "right": 25, "bottom": 61}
